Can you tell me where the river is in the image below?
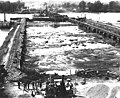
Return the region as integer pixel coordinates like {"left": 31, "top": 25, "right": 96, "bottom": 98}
{"left": 60, "top": 12, "right": 120, "bottom": 26}
{"left": 0, "top": 12, "right": 120, "bottom": 24}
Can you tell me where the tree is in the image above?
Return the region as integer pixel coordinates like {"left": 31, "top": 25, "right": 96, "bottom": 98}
{"left": 109, "top": 1, "right": 117, "bottom": 10}
{"left": 16, "top": 1, "right": 25, "bottom": 10}
{"left": 79, "top": 1, "right": 86, "bottom": 11}
{"left": 109, "top": 1, "right": 120, "bottom": 12}
{"left": 0, "top": 1, "right": 25, "bottom": 13}
{"left": 87, "top": 2, "right": 94, "bottom": 12}
{"left": 101, "top": 4, "right": 109, "bottom": 12}
{"left": 62, "top": 2, "right": 71, "bottom": 8}
{"left": 93, "top": 1, "right": 103, "bottom": 12}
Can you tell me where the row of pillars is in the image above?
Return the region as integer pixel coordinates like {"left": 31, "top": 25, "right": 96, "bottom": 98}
{"left": 78, "top": 23, "right": 120, "bottom": 44}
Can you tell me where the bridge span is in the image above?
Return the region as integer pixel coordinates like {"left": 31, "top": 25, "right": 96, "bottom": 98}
{"left": 69, "top": 17, "right": 120, "bottom": 43}
{"left": 0, "top": 18, "right": 26, "bottom": 73}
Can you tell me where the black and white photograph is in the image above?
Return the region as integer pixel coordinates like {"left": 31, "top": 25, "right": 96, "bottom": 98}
{"left": 0, "top": 0, "right": 120, "bottom": 98}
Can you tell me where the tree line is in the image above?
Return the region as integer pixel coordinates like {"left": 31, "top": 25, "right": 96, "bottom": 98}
{"left": 0, "top": 1, "right": 25, "bottom": 13}
{"left": 1, "top": 0, "right": 120, "bottom": 13}
{"left": 61, "top": 1, "right": 120, "bottom": 12}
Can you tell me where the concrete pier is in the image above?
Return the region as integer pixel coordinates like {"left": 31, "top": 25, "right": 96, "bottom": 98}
{"left": 0, "top": 18, "right": 26, "bottom": 72}
{"left": 69, "top": 18, "right": 120, "bottom": 43}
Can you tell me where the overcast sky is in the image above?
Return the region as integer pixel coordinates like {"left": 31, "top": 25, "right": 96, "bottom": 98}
{"left": 1, "top": 0, "right": 120, "bottom": 3}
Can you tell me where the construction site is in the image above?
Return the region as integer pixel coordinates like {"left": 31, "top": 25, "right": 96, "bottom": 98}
{"left": 1, "top": 12, "right": 120, "bottom": 98}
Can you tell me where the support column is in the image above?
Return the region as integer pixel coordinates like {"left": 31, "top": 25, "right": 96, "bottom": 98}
{"left": 108, "top": 34, "right": 111, "bottom": 39}
{"left": 104, "top": 32, "right": 108, "bottom": 38}
{"left": 93, "top": 28, "right": 96, "bottom": 33}
{"left": 117, "top": 38, "right": 120, "bottom": 43}
{"left": 113, "top": 36, "right": 117, "bottom": 41}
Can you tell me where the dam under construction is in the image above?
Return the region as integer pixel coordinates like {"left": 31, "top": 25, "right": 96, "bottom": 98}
{"left": 1, "top": 13, "right": 120, "bottom": 98}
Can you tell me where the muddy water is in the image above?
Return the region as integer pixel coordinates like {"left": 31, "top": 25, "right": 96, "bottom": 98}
{"left": 26, "top": 21, "right": 120, "bottom": 75}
